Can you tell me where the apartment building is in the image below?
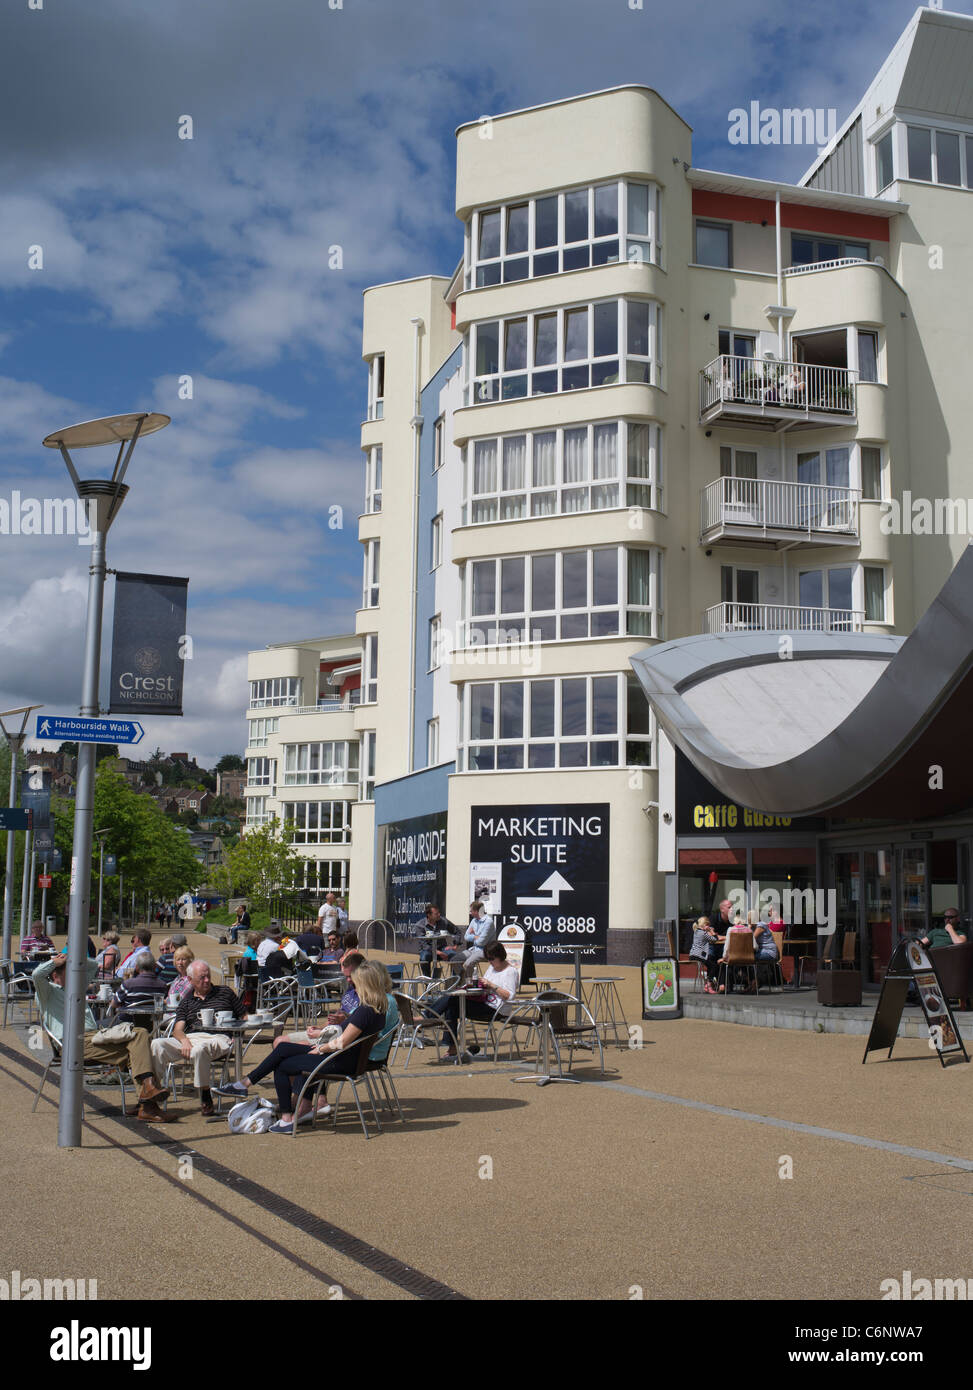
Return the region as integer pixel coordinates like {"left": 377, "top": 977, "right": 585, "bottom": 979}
{"left": 252, "top": 7, "right": 973, "bottom": 960}
{"left": 244, "top": 634, "right": 363, "bottom": 897}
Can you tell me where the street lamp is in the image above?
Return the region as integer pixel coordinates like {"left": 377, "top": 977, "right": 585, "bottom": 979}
{"left": 0, "top": 705, "right": 43, "bottom": 963}
{"left": 94, "top": 829, "right": 111, "bottom": 939}
{"left": 43, "top": 411, "right": 169, "bottom": 1149}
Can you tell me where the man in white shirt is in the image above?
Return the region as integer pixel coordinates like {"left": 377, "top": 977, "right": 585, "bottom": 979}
{"left": 317, "top": 893, "right": 339, "bottom": 931}
{"left": 256, "top": 926, "right": 285, "bottom": 969}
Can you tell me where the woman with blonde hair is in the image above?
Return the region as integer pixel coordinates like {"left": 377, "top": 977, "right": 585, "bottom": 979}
{"left": 217, "top": 961, "right": 387, "bottom": 1133}
{"left": 165, "top": 945, "right": 196, "bottom": 1007}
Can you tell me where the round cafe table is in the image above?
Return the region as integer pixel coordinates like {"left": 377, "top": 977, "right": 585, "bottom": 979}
{"left": 509, "top": 996, "right": 580, "bottom": 1086}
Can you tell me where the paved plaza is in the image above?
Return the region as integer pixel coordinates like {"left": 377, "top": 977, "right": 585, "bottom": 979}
{"left": 2, "top": 933, "right": 970, "bottom": 1304}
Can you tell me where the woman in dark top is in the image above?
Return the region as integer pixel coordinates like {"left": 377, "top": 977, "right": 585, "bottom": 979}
{"left": 217, "top": 961, "right": 386, "bottom": 1133}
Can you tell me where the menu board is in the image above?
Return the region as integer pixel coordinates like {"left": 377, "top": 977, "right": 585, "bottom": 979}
{"left": 863, "top": 937, "right": 968, "bottom": 1067}
{"left": 641, "top": 958, "right": 681, "bottom": 1020}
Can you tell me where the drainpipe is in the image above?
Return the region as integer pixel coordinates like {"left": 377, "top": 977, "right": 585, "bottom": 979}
{"left": 775, "top": 190, "right": 784, "bottom": 359}
{"left": 407, "top": 316, "right": 424, "bottom": 775}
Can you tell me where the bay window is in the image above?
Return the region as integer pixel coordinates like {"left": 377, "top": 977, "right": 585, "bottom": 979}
{"left": 363, "top": 635, "right": 378, "bottom": 703}
{"left": 246, "top": 757, "right": 276, "bottom": 789}
{"left": 281, "top": 801, "right": 352, "bottom": 845}
{"left": 362, "top": 539, "right": 380, "bottom": 608}
{"left": 366, "top": 354, "right": 385, "bottom": 421}
{"left": 249, "top": 677, "right": 301, "bottom": 709}
{"left": 282, "top": 742, "right": 359, "bottom": 786}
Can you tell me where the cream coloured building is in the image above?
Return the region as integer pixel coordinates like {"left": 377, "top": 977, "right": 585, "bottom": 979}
{"left": 249, "top": 8, "right": 973, "bottom": 961}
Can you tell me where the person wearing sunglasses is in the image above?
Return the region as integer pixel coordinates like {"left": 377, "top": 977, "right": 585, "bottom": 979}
{"left": 920, "top": 910, "right": 969, "bottom": 950}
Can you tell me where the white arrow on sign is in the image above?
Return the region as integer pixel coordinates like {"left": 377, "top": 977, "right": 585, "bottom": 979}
{"left": 516, "top": 871, "right": 574, "bottom": 907}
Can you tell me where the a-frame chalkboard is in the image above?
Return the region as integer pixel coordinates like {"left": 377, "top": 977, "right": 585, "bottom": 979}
{"left": 863, "top": 937, "right": 969, "bottom": 1066}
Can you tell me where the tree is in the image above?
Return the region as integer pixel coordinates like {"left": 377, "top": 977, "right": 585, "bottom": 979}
{"left": 214, "top": 818, "right": 300, "bottom": 910}
{"left": 216, "top": 754, "right": 245, "bottom": 773}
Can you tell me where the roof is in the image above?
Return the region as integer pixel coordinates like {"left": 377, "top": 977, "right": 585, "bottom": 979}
{"left": 689, "top": 167, "right": 907, "bottom": 217}
{"left": 631, "top": 544, "right": 973, "bottom": 820}
{"left": 454, "top": 85, "right": 691, "bottom": 137}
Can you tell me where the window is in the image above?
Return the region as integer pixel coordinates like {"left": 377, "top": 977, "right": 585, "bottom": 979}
{"left": 246, "top": 757, "right": 276, "bottom": 789}
{"left": 860, "top": 446, "right": 883, "bottom": 501}
{"left": 695, "top": 221, "right": 731, "bottom": 268}
{"left": 281, "top": 801, "right": 352, "bottom": 845}
{"left": 462, "top": 547, "right": 663, "bottom": 646}
{"left": 798, "top": 566, "right": 855, "bottom": 625}
{"left": 857, "top": 331, "right": 879, "bottom": 384}
{"left": 433, "top": 415, "right": 445, "bottom": 471}
{"left": 295, "top": 859, "right": 349, "bottom": 894}
{"left": 363, "top": 635, "right": 378, "bottom": 703}
{"left": 429, "top": 615, "right": 442, "bottom": 670}
{"left": 249, "top": 678, "right": 301, "bottom": 709}
{"left": 464, "top": 421, "right": 664, "bottom": 522}
{"left": 430, "top": 515, "right": 443, "bottom": 569}
{"left": 864, "top": 567, "right": 887, "bottom": 622}
{"left": 718, "top": 330, "right": 755, "bottom": 359}
{"left": 427, "top": 718, "right": 439, "bottom": 767}
{"left": 467, "top": 299, "right": 662, "bottom": 403}
{"left": 790, "top": 236, "right": 869, "bottom": 266}
{"left": 247, "top": 716, "right": 279, "bottom": 748}
{"left": 461, "top": 673, "right": 654, "bottom": 771}
{"left": 721, "top": 567, "right": 759, "bottom": 607}
{"left": 359, "top": 731, "right": 376, "bottom": 801}
{"left": 906, "top": 125, "right": 971, "bottom": 186}
{"left": 245, "top": 796, "right": 270, "bottom": 828}
{"left": 362, "top": 539, "right": 380, "bottom": 608}
{"left": 467, "top": 181, "right": 661, "bottom": 287}
{"left": 367, "top": 354, "right": 385, "bottom": 421}
{"left": 281, "top": 742, "right": 359, "bottom": 786}
{"left": 875, "top": 131, "right": 894, "bottom": 191}
{"left": 364, "top": 446, "right": 382, "bottom": 513}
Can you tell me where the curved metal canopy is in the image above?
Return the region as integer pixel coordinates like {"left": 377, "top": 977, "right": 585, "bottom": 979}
{"left": 631, "top": 545, "right": 973, "bottom": 819}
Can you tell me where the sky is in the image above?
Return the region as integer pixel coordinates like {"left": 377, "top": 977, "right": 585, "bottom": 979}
{"left": 0, "top": 0, "right": 956, "bottom": 765}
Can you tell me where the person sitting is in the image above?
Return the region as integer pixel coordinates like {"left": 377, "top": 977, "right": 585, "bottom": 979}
{"left": 241, "top": 931, "right": 263, "bottom": 965}
{"left": 115, "top": 929, "right": 153, "bottom": 978}
{"left": 689, "top": 915, "right": 724, "bottom": 993}
{"left": 95, "top": 930, "right": 121, "bottom": 978}
{"left": 422, "top": 943, "right": 518, "bottom": 1057}
{"left": 20, "top": 923, "right": 55, "bottom": 958}
{"left": 751, "top": 912, "right": 780, "bottom": 986}
{"left": 292, "top": 922, "right": 326, "bottom": 957}
{"left": 318, "top": 930, "right": 344, "bottom": 964}
{"left": 419, "top": 904, "right": 457, "bottom": 977}
{"left": 921, "top": 909, "right": 969, "bottom": 950}
{"left": 165, "top": 946, "right": 196, "bottom": 1008}
{"left": 157, "top": 933, "right": 187, "bottom": 972}
{"left": 717, "top": 913, "right": 752, "bottom": 993}
{"left": 150, "top": 961, "right": 246, "bottom": 1116}
{"left": 338, "top": 931, "right": 360, "bottom": 964}
{"left": 216, "top": 961, "right": 389, "bottom": 1133}
{"left": 229, "top": 904, "right": 251, "bottom": 945}
{"left": 451, "top": 902, "right": 496, "bottom": 980}
{"left": 116, "top": 954, "right": 169, "bottom": 1021}
{"left": 33, "top": 953, "right": 172, "bottom": 1122}
{"left": 256, "top": 925, "right": 291, "bottom": 981}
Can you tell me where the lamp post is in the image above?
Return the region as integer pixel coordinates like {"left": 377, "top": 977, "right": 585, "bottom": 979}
{"left": 43, "top": 412, "right": 169, "bottom": 1148}
{"left": 0, "top": 706, "right": 42, "bottom": 964}
{"left": 94, "top": 829, "right": 110, "bottom": 939}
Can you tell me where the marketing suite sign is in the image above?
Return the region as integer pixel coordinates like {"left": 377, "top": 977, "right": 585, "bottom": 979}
{"left": 380, "top": 811, "right": 448, "bottom": 937}
{"left": 470, "top": 803, "right": 609, "bottom": 963}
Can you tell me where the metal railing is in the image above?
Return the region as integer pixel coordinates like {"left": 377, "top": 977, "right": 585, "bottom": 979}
{"left": 783, "top": 257, "right": 870, "bottom": 276}
{"left": 699, "top": 355, "right": 857, "bottom": 418}
{"left": 360, "top": 918, "right": 396, "bottom": 954}
{"left": 703, "top": 602, "right": 865, "bottom": 634}
{"left": 700, "top": 477, "right": 860, "bottom": 538}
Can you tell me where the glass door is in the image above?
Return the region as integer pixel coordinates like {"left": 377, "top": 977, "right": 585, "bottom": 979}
{"left": 863, "top": 847, "right": 892, "bottom": 984}
{"left": 831, "top": 850, "right": 861, "bottom": 969}
{"left": 896, "top": 844, "right": 927, "bottom": 941}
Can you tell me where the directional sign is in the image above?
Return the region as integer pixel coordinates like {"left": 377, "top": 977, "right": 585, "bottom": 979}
{"left": 34, "top": 715, "right": 144, "bottom": 746}
{"left": 0, "top": 809, "right": 31, "bottom": 831}
{"left": 517, "top": 870, "right": 573, "bottom": 907}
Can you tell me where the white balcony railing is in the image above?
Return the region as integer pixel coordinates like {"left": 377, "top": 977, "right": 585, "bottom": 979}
{"left": 703, "top": 602, "right": 865, "bottom": 634}
{"left": 699, "top": 355, "right": 857, "bottom": 418}
{"left": 783, "top": 257, "right": 870, "bottom": 276}
{"left": 700, "top": 477, "right": 860, "bottom": 539}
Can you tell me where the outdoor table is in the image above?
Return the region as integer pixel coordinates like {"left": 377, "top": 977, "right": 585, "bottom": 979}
{"left": 420, "top": 931, "right": 452, "bottom": 976}
{"left": 453, "top": 986, "right": 487, "bottom": 1063}
{"left": 579, "top": 976, "right": 629, "bottom": 1050}
{"left": 205, "top": 1017, "right": 274, "bottom": 1082}
{"left": 510, "top": 996, "right": 580, "bottom": 1086}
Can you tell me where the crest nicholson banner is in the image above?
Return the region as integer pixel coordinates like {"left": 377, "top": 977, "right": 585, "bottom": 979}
{"left": 109, "top": 572, "right": 188, "bottom": 716}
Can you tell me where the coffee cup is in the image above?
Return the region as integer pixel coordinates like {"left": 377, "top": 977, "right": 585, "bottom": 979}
{"left": 200, "top": 1008, "right": 216, "bottom": 1028}
{"left": 216, "top": 1010, "right": 233, "bottom": 1025}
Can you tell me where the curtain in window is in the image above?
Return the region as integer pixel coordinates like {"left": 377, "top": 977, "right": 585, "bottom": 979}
{"left": 628, "top": 550, "right": 652, "bottom": 607}
{"left": 628, "top": 424, "right": 650, "bottom": 479}
{"left": 532, "top": 432, "right": 556, "bottom": 487}
{"left": 563, "top": 429, "right": 588, "bottom": 483}
{"left": 473, "top": 439, "right": 497, "bottom": 495}
{"left": 593, "top": 424, "right": 618, "bottom": 479}
{"left": 502, "top": 435, "right": 527, "bottom": 490}
{"left": 864, "top": 568, "right": 885, "bottom": 621}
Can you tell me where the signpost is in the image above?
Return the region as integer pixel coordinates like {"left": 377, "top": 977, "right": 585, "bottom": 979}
{"left": 35, "top": 715, "right": 143, "bottom": 746}
{"left": 469, "top": 803, "right": 610, "bottom": 964}
{"left": 0, "top": 809, "right": 30, "bottom": 831}
{"left": 38, "top": 875, "right": 52, "bottom": 890}
{"left": 863, "top": 937, "right": 968, "bottom": 1066}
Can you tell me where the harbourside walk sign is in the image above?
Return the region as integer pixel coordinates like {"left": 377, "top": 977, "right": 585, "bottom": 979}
{"left": 34, "top": 715, "right": 145, "bottom": 746}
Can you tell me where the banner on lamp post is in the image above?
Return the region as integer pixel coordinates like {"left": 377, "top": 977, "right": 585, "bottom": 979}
{"left": 109, "top": 572, "right": 189, "bottom": 716}
{"left": 21, "top": 768, "right": 51, "bottom": 830}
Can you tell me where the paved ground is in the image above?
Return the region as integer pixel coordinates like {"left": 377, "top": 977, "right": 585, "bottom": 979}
{"left": 2, "top": 931, "right": 971, "bottom": 1303}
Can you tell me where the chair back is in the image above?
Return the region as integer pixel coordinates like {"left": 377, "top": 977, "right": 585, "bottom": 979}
{"left": 296, "top": 968, "right": 314, "bottom": 987}
{"left": 841, "top": 931, "right": 857, "bottom": 963}
{"left": 771, "top": 931, "right": 784, "bottom": 960}
{"left": 536, "top": 989, "right": 570, "bottom": 1031}
{"left": 349, "top": 1032, "right": 380, "bottom": 1080}
{"left": 725, "top": 931, "right": 755, "bottom": 964}
{"left": 392, "top": 990, "right": 418, "bottom": 1026}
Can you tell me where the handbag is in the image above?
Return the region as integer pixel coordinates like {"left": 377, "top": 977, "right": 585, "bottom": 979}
{"left": 91, "top": 1021, "right": 138, "bottom": 1045}
{"left": 227, "top": 1097, "right": 276, "bottom": 1134}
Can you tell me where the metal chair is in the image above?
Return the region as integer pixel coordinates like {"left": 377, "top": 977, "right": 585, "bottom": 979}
{"left": 295, "top": 968, "right": 332, "bottom": 1026}
{"left": 798, "top": 932, "right": 833, "bottom": 987}
{"left": 388, "top": 989, "right": 460, "bottom": 1068}
{"left": 364, "top": 1018, "right": 406, "bottom": 1122}
{"left": 287, "top": 1033, "right": 382, "bottom": 1138}
{"left": 258, "top": 971, "right": 298, "bottom": 1019}
{"left": 2, "top": 961, "right": 37, "bottom": 1028}
{"left": 32, "top": 1023, "right": 130, "bottom": 1116}
{"left": 537, "top": 990, "right": 606, "bottom": 1075}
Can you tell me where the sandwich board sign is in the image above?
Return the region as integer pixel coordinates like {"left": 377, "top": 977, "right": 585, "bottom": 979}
{"left": 863, "top": 937, "right": 968, "bottom": 1066}
{"left": 641, "top": 957, "right": 681, "bottom": 1021}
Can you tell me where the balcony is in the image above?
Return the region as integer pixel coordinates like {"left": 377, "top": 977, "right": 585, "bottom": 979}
{"left": 699, "top": 356, "right": 857, "bottom": 431}
{"left": 703, "top": 602, "right": 865, "bottom": 635}
{"left": 700, "top": 477, "right": 860, "bottom": 549}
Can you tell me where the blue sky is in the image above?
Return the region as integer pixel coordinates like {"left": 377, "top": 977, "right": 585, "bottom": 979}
{"left": 0, "top": 0, "right": 954, "bottom": 763}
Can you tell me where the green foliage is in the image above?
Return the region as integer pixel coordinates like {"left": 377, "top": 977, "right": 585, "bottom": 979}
{"left": 216, "top": 753, "right": 245, "bottom": 773}
{"left": 215, "top": 818, "right": 300, "bottom": 912}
